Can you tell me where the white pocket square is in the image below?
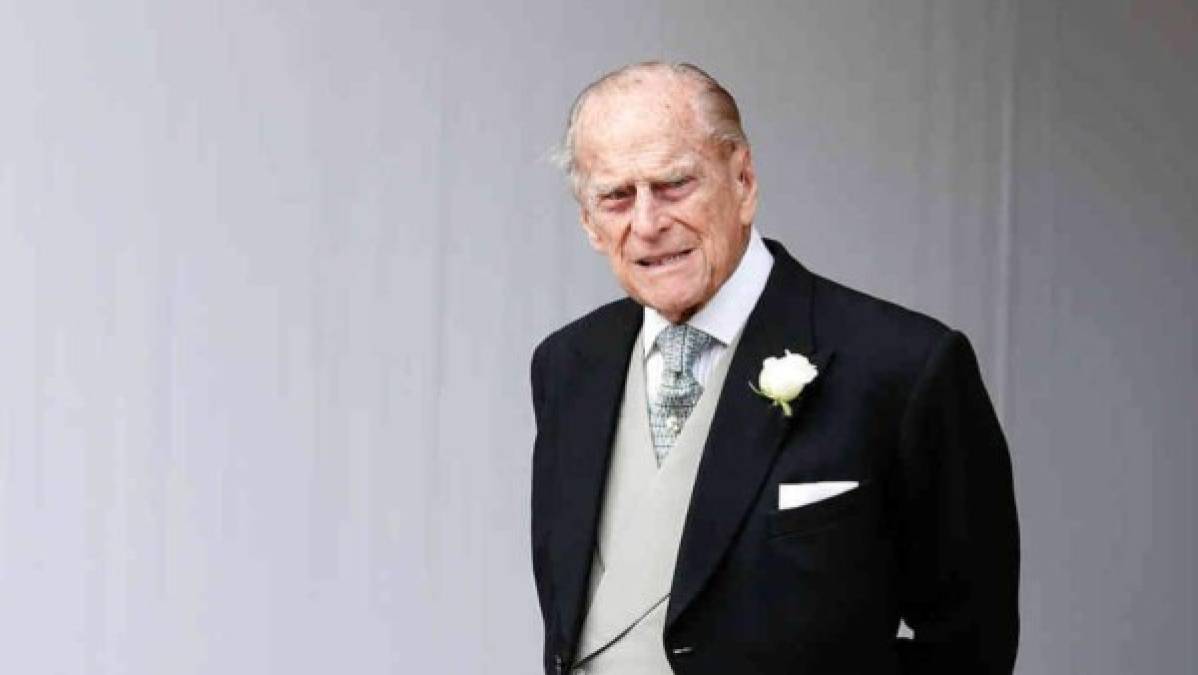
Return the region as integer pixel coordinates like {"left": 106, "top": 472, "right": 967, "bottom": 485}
{"left": 778, "top": 481, "right": 858, "bottom": 510}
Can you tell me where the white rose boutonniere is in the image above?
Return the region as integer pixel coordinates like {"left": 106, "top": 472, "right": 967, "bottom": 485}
{"left": 750, "top": 350, "right": 819, "bottom": 417}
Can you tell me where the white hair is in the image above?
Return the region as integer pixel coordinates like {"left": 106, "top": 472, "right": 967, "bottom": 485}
{"left": 551, "top": 61, "right": 750, "bottom": 199}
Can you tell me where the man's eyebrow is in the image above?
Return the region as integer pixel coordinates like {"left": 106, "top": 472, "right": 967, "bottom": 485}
{"left": 657, "top": 161, "right": 699, "bottom": 182}
{"left": 592, "top": 179, "right": 622, "bottom": 193}
{"left": 588, "top": 181, "right": 627, "bottom": 199}
{"left": 655, "top": 170, "right": 694, "bottom": 184}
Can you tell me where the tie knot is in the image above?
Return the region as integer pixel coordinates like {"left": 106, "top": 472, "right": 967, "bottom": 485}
{"left": 656, "top": 324, "right": 714, "bottom": 376}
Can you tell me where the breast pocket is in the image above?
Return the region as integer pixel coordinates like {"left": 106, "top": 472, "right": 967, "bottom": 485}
{"left": 767, "top": 481, "right": 875, "bottom": 538}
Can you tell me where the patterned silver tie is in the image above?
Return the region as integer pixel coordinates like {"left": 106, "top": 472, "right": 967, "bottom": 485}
{"left": 649, "top": 324, "right": 715, "bottom": 464}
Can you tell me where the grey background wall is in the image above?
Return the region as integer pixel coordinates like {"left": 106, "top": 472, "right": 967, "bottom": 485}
{"left": 1, "top": 0, "right": 1194, "bottom": 673}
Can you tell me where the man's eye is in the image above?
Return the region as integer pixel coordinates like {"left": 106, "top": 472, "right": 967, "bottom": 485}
{"left": 600, "top": 189, "right": 633, "bottom": 205}
{"left": 656, "top": 177, "right": 693, "bottom": 195}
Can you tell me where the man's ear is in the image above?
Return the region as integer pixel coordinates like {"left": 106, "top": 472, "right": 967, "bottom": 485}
{"left": 734, "top": 145, "right": 759, "bottom": 225}
{"left": 580, "top": 207, "right": 604, "bottom": 251}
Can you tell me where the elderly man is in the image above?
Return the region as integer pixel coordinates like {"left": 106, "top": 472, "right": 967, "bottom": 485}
{"left": 529, "top": 62, "right": 1019, "bottom": 675}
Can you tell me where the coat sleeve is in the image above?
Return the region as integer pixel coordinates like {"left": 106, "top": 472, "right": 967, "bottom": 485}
{"left": 529, "top": 340, "right": 557, "bottom": 674}
{"left": 894, "top": 329, "right": 1020, "bottom": 674}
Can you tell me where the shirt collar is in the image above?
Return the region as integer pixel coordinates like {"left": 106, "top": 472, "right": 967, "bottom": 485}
{"left": 642, "top": 228, "right": 774, "bottom": 356}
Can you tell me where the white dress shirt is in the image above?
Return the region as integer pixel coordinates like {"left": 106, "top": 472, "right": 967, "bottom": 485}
{"left": 642, "top": 229, "right": 774, "bottom": 401}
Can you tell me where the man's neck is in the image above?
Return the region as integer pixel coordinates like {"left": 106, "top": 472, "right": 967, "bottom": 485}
{"left": 642, "top": 228, "right": 773, "bottom": 353}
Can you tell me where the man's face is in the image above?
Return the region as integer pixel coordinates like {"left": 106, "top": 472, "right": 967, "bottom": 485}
{"left": 574, "top": 82, "right": 758, "bottom": 324}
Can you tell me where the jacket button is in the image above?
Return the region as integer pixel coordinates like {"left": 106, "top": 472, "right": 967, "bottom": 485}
{"left": 671, "top": 645, "right": 695, "bottom": 656}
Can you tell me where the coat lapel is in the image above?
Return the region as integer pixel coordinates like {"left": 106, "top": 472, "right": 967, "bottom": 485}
{"left": 549, "top": 299, "right": 642, "bottom": 657}
{"left": 667, "top": 240, "right": 833, "bottom": 627}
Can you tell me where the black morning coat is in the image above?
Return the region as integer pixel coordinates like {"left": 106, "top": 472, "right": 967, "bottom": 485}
{"left": 530, "top": 239, "right": 1019, "bottom": 674}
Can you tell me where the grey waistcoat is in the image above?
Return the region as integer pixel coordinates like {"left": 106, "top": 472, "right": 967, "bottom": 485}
{"left": 573, "top": 329, "right": 739, "bottom": 674}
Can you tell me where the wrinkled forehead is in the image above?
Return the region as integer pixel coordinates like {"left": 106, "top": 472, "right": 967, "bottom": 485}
{"left": 574, "top": 81, "right": 712, "bottom": 184}
{"left": 576, "top": 78, "right": 701, "bottom": 149}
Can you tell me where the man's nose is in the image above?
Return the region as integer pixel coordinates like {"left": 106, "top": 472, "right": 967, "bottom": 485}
{"left": 630, "top": 189, "right": 666, "bottom": 239}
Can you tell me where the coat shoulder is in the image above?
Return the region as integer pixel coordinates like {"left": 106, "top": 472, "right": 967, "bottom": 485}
{"left": 809, "top": 270, "right": 955, "bottom": 376}
{"left": 532, "top": 297, "right": 640, "bottom": 363}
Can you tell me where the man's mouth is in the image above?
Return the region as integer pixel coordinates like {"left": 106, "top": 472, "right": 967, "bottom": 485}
{"left": 637, "top": 249, "right": 693, "bottom": 268}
